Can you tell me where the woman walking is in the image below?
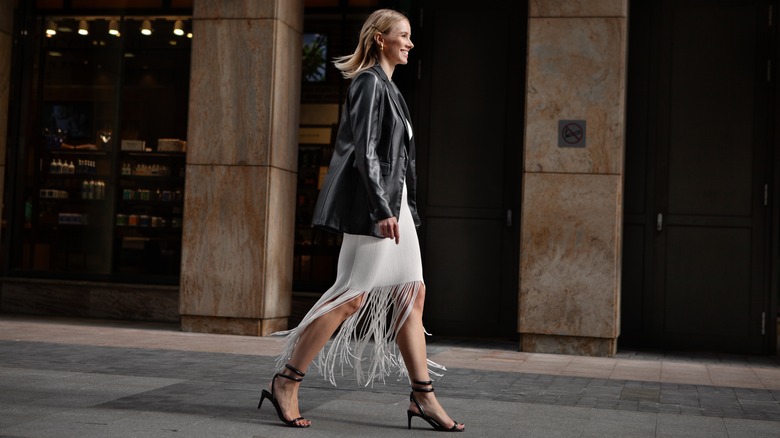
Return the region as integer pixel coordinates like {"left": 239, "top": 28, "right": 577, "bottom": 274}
{"left": 259, "top": 9, "right": 464, "bottom": 432}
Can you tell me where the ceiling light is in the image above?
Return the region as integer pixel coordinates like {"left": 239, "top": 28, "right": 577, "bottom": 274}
{"left": 173, "top": 20, "right": 184, "bottom": 36}
{"left": 45, "top": 20, "right": 57, "bottom": 36}
{"left": 141, "top": 20, "right": 153, "bottom": 36}
{"left": 78, "top": 20, "right": 89, "bottom": 36}
{"left": 187, "top": 32, "right": 193, "bottom": 39}
{"left": 108, "top": 19, "right": 120, "bottom": 36}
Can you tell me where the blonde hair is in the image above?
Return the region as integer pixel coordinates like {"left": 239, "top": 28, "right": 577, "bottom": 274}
{"left": 333, "top": 9, "right": 409, "bottom": 79}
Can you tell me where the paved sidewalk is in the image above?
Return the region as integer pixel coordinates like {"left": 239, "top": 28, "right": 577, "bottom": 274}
{"left": 0, "top": 314, "right": 779, "bottom": 437}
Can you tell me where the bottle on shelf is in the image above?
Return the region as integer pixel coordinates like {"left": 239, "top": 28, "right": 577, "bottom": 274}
{"left": 80, "top": 180, "right": 106, "bottom": 200}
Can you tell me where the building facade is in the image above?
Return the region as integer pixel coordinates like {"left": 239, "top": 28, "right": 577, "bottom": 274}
{"left": 0, "top": 0, "right": 777, "bottom": 357}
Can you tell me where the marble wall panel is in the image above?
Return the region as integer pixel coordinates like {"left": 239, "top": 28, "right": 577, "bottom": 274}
{"left": 524, "top": 17, "right": 626, "bottom": 175}
{"left": 180, "top": 314, "right": 287, "bottom": 336}
{"left": 0, "top": 279, "right": 179, "bottom": 322}
{"left": 529, "top": 0, "right": 627, "bottom": 18}
{"left": 262, "top": 167, "right": 297, "bottom": 319}
{"left": 194, "top": 0, "right": 303, "bottom": 32}
{"left": 90, "top": 288, "right": 179, "bottom": 322}
{"left": 522, "top": 333, "right": 616, "bottom": 356}
{"left": 194, "top": 0, "right": 274, "bottom": 20}
{"left": 1, "top": 281, "right": 91, "bottom": 317}
{"left": 519, "top": 172, "right": 622, "bottom": 339}
{"left": 270, "top": 21, "right": 302, "bottom": 172}
{"left": 187, "top": 18, "right": 274, "bottom": 166}
{"left": 180, "top": 165, "right": 269, "bottom": 318}
{"left": 276, "top": 0, "right": 304, "bottom": 33}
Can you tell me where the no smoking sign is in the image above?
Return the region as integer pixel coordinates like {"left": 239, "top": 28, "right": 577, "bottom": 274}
{"left": 558, "top": 120, "right": 586, "bottom": 148}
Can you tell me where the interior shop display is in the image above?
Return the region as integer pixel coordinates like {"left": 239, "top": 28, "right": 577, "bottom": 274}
{"left": 114, "top": 151, "right": 186, "bottom": 276}
{"left": 31, "top": 149, "right": 114, "bottom": 273}
{"left": 28, "top": 147, "right": 187, "bottom": 277}
{"left": 10, "top": 14, "right": 191, "bottom": 281}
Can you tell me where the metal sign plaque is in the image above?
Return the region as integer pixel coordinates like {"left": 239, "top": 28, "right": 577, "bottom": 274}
{"left": 558, "top": 120, "right": 586, "bottom": 148}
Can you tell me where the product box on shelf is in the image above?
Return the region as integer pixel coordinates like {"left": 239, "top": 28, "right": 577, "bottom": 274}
{"left": 157, "top": 138, "right": 186, "bottom": 152}
{"left": 121, "top": 140, "right": 145, "bottom": 151}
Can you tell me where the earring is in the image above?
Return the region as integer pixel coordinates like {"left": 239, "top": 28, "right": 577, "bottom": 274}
{"left": 380, "top": 42, "right": 384, "bottom": 51}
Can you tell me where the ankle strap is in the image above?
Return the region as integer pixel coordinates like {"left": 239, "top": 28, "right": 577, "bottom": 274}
{"left": 276, "top": 372, "right": 303, "bottom": 383}
{"left": 412, "top": 379, "right": 434, "bottom": 392}
{"left": 285, "top": 364, "right": 306, "bottom": 377}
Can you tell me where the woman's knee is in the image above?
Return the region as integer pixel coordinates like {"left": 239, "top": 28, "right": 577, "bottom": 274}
{"left": 413, "top": 283, "right": 426, "bottom": 311}
{"left": 338, "top": 294, "right": 364, "bottom": 317}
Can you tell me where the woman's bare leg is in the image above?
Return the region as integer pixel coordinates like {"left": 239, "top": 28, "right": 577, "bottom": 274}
{"left": 270, "top": 294, "right": 364, "bottom": 427}
{"left": 395, "top": 284, "right": 464, "bottom": 430}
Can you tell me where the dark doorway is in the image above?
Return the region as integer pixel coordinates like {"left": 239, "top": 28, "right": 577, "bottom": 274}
{"left": 623, "top": 0, "right": 775, "bottom": 354}
{"left": 410, "top": 0, "right": 526, "bottom": 339}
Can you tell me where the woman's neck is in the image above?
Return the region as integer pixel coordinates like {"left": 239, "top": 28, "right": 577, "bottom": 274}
{"left": 378, "top": 57, "right": 395, "bottom": 80}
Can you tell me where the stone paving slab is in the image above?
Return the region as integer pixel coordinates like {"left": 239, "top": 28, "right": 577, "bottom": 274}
{"left": 0, "top": 340, "right": 778, "bottom": 437}
{"left": 0, "top": 315, "right": 779, "bottom": 437}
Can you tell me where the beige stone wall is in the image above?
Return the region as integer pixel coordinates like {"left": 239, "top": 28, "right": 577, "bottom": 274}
{"left": 0, "top": 0, "right": 13, "bottom": 223}
{"left": 179, "top": 0, "right": 303, "bottom": 336}
{"left": 519, "top": 0, "right": 627, "bottom": 356}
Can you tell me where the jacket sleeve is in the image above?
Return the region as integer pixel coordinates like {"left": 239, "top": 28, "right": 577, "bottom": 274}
{"left": 348, "top": 71, "right": 394, "bottom": 222}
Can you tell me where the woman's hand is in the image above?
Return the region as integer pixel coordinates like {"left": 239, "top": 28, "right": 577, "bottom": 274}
{"left": 378, "top": 217, "right": 400, "bottom": 244}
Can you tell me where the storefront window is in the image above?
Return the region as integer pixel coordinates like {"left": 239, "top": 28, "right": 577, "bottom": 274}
{"left": 6, "top": 13, "right": 191, "bottom": 283}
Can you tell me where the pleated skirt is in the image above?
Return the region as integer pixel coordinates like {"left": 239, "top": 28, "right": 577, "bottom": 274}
{"left": 275, "top": 183, "right": 443, "bottom": 386}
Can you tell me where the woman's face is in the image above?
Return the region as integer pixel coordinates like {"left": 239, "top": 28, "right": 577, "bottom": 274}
{"left": 379, "top": 19, "right": 413, "bottom": 66}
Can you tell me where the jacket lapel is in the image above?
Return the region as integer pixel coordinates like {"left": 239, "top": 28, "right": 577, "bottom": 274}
{"left": 370, "top": 65, "right": 413, "bottom": 148}
{"left": 371, "top": 66, "right": 410, "bottom": 126}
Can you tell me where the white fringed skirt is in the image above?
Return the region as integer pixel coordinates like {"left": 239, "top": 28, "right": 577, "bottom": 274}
{"left": 275, "top": 183, "right": 443, "bottom": 386}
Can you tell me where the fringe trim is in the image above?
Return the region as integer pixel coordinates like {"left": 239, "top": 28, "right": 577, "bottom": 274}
{"left": 274, "top": 280, "right": 445, "bottom": 387}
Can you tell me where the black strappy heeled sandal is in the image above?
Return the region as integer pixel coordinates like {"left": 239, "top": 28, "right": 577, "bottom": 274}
{"left": 407, "top": 379, "right": 464, "bottom": 432}
{"left": 258, "top": 364, "right": 310, "bottom": 428}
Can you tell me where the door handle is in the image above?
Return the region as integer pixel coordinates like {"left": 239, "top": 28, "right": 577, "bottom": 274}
{"left": 657, "top": 213, "right": 663, "bottom": 231}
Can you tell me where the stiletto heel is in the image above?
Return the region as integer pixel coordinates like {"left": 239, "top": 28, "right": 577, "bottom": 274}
{"left": 258, "top": 364, "right": 310, "bottom": 428}
{"left": 406, "top": 379, "right": 463, "bottom": 432}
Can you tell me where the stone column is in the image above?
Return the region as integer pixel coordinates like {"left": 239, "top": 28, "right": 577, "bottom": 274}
{"left": 0, "top": 0, "right": 13, "bottom": 223}
{"left": 519, "top": 0, "right": 627, "bottom": 356}
{"left": 180, "top": 0, "right": 303, "bottom": 336}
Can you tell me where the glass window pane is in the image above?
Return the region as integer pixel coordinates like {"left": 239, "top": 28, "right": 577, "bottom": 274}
{"left": 13, "top": 15, "right": 190, "bottom": 281}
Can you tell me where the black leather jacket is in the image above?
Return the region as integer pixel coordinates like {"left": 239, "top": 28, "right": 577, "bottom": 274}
{"left": 312, "top": 64, "right": 420, "bottom": 237}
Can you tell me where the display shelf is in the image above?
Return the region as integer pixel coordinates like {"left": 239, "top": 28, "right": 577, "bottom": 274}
{"left": 115, "top": 226, "right": 183, "bottom": 237}
{"left": 42, "top": 174, "right": 112, "bottom": 180}
{"left": 121, "top": 151, "right": 185, "bottom": 158}
{"left": 26, "top": 140, "right": 186, "bottom": 278}
{"left": 49, "top": 149, "right": 109, "bottom": 156}
{"left": 118, "top": 175, "right": 184, "bottom": 183}
{"left": 118, "top": 199, "right": 183, "bottom": 206}
{"left": 38, "top": 198, "right": 109, "bottom": 204}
